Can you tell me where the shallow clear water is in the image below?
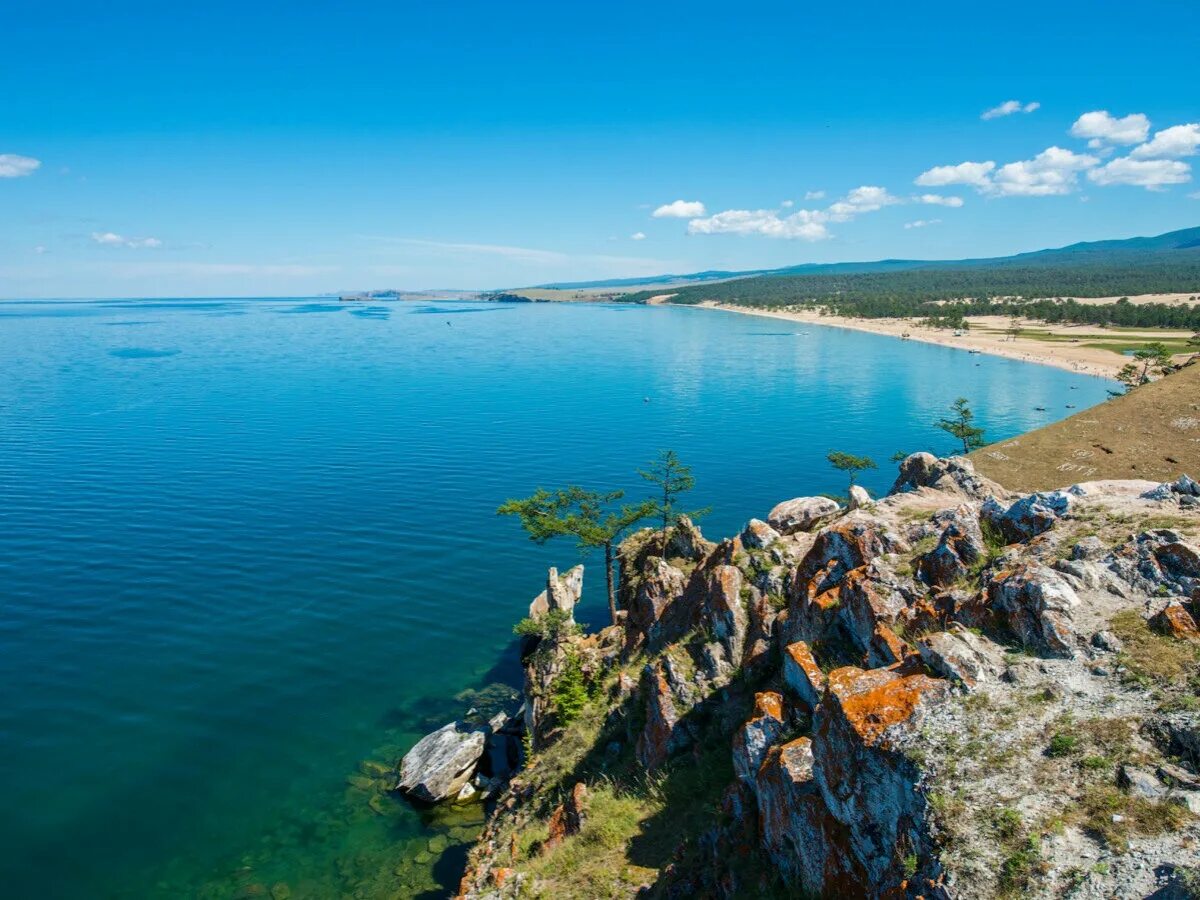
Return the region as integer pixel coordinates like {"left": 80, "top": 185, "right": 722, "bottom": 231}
{"left": 0, "top": 298, "right": 1111, "bottom": 898}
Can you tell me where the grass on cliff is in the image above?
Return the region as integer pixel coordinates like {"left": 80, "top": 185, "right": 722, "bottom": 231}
{"left": 1109, "top": 609, "right": 1200, "bottom": 691}
{"left": 497, "top": 648, "right": 744, "bottom": 899}
{"left": 508, "top": 744, "right": 737, "bottom": 899}
{"left": 514, "top": 783, "right": 660, "bottom": 898}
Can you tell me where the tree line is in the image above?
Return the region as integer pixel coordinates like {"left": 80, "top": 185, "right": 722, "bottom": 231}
{"left": 621, "top": 264, "right": 1200, "bottom": 330}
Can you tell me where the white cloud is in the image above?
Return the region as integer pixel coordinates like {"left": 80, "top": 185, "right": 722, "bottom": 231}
{"left": 91, "top": 232, "right": 163, "bottom": 249}
{"left": 687, "top": 208, "right": 830, "bottom": 241}
{"left": 918, "top": 148, "right": 1099, "bottom": 197}
{"left": 652, "top": 199, "right": 706, "bottom": 218}
{"left": 1131, "top": 123, "right": 1200, "bottom": 159}
{"left": 915, "top": 160, "right": 996, "bottom": 187}
{"left": 1087, "top": 157, "right": 1191, "bottom": 190}
{"left": 0, "top": 153, "right": 41, "bottom": 178}
{"left": 34, "top": 245, "right": 48, "bottom": 254}
{"left": 630, "top": 231, "right": 646, "bottom": 241}
{"left": 1070, "top": 110, "right": 1150, "bottom": 148}
{"left": 988, "top": 146, "right": 1099, "bottom": 196}
{"left": 1191, "top": 190, "right": 1200, "bottom": 200}
{"left": 803, "top": 190, "right": 825, "bottom": 200}
{"left": 904, "top": 219, "right": 941, "bottom": 229}
{"left": 686, "top": 185, "right": 900, "bottom": 241}
{"left": 826, "top": 185, "right": 900, "bottom": 221}
{"left": 981, "top": 100, "right": 1040, "bottom": 120}
{"left": 916, "top": 193, "right": 965, "bottom": 207}
{"left": 780, "top": 199, "right": 794, "bottom": 208}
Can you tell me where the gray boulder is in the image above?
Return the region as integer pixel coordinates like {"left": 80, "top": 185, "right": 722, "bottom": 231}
{"left": 397, "top": 720, "right": 489, "bottom": 803}
{"left": 981, "top": 491, "right": 1071, "bottom": 543}
{"left": 1174, "top": 474, "right": 1200, "bottom": 497}
{"left": 1145, "top": 712, "right": 1200, "bottom": 766}
{"left": 767, "top": 496, "right": 840, "bottom": 535}
{"left": 888, "top": 453, "right": 1004, "bottom": 500}
{"left": 984, "top": 562, "right": 1081, "bottom": 657}
{"left": 847, "top": 484, "right": 872, "bottom": 511}
{"left": 741, "top": 518, "right": 781, "bottom": 550}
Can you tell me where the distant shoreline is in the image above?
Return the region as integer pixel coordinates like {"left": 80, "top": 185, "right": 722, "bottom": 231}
{"left": 679, "top": 301, "right": 1137, "bottom": 379}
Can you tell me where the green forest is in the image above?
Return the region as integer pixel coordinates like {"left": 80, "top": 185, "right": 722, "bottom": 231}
{"left": 621, "top": 262, "right": 1200, "bottom": 329}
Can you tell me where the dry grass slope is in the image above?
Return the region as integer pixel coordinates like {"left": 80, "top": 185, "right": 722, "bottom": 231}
{"left": 972, "top": 361, "right": 1200, "bottom": 492}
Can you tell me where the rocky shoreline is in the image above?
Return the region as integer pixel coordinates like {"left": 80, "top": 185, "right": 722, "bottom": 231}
{"left": 395, "top": 455, "right": 1200, "bottom": 898}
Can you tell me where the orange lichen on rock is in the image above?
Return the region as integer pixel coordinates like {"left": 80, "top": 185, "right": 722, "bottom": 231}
{"left": 824, "top": 665, "right": 950, "bottom": 747}
{"left": 783, "top": 640, "right": 826, "bottom": 709}
{"left": 732, "top": 691, "right": 786, "bottom": 784}
{"left": 1150, "top": 600, "right": 1200, "bottom": 641}
{"left": 753, "top": 691, "right": 784, "bottom": 721}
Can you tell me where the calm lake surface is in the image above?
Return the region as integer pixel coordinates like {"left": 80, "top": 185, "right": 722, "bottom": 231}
{"left": 0, "top": 298, "right": 1112, "bottom": 897}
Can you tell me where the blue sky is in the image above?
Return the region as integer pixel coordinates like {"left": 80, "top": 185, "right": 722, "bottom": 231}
{"left": 2, "top": 0, "right": 1199, "bottom": 297}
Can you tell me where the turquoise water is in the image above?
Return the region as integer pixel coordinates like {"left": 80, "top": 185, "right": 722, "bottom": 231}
{"left": 0, "top": 298, "right": 1111, "bottom": 897}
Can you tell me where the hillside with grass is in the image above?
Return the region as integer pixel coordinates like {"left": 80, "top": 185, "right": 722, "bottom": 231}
{"left": 974, "top": 360, "right": 1200, "bottom": 491}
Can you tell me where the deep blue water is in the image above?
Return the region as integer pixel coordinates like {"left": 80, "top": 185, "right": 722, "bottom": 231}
{"left": 0, "top": 298, "right": 1112, "bottom": 897}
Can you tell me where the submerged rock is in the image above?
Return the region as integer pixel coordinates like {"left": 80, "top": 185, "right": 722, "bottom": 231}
{"left": 397, "top": 721, "right": 488, "bottom": 803}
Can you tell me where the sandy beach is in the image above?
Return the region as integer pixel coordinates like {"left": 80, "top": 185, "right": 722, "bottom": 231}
{"left": 685, "top": 302, "right": 1195, "bottom": 379}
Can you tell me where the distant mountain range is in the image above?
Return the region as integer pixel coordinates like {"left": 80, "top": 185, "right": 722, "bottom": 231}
{"left": 533, "top": 226, "right": 1200, "bottom": 291}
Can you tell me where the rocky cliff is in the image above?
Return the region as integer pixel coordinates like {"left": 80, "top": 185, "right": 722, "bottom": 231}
{"left": 429, "top": 456, "right": 1200, "bottom": 898}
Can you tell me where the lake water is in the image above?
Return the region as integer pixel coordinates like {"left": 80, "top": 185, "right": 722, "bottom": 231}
{"left": 0, "top": 298, "right": 1112, "bottom": 898}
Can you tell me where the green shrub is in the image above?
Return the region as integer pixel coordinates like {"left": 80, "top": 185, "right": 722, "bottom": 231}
{"left": 1047, "top": 732, "right": 1079, "bottom": 757}
{"left": 551, "top": 653, "right": 590, "bottom": 726}
{"left": 514, "top": 608, "right": 582, "bottom": 641}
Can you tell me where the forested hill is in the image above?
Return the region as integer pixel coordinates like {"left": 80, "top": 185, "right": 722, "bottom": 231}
{"left": 617, "top": 226, "right": 1200, "bottom": 328}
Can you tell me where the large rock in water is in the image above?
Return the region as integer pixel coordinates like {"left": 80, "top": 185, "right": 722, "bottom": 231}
{"left": 397, "top": 721, "right": 488, "bottom": 803}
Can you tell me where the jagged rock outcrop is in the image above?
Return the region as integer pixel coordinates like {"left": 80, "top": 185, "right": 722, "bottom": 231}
{"left": 664, "top": 515, "right": 716, "bottom": 561}
{"left": 889, "top": 452, "right": 1006, "bottom": 500}
{"left": 397, "top": 721, "right": 489, "bottom": 803}
{"left": 916, "top": 504, "right": 986, "bottom": 588}
{"left": 783, "top": 640, "right": 825, "bottom": 710}
{"left": 528, "top": 564, "right": 583, "bottom": 620}
{"left": 981, "top": 490, "right": 1072, "bottom": 542}
{"left": 543, "top": 782, "right": 588, "bottom": 851}
{"left": 457, "top": 464, "right": 1200, "bottom": 900}
{"left": 982, "top": 561, "right": 1081, "bottom": 657}
{"left": 732, "top": 692, "right": 785, "bottom": 784}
